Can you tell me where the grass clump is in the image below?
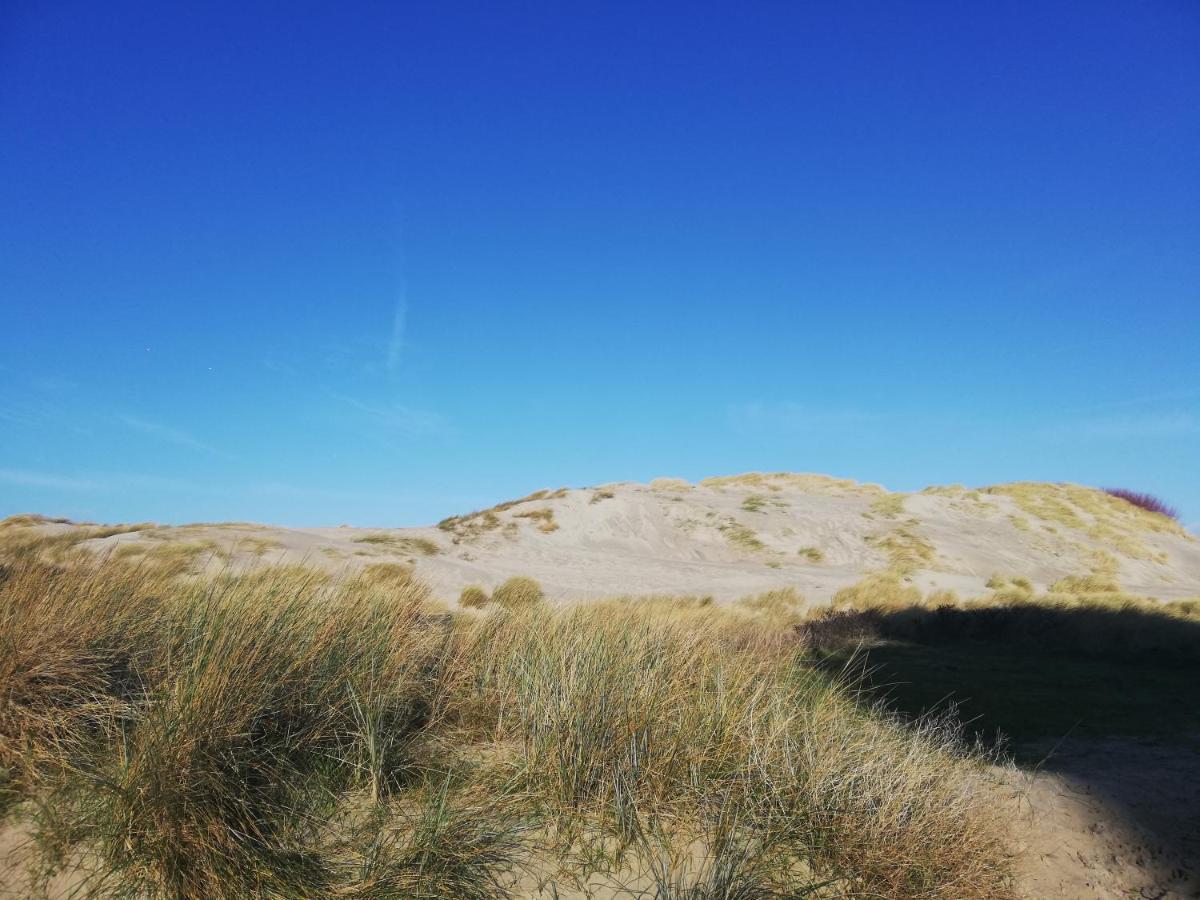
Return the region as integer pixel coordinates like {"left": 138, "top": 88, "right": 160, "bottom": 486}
{"left": 1, "top": 559, "right": 450, "bottom": 898}
{"left": 870, "top": 493, "right": 907, "bottom": 518}
{"left": 717, "top": 518, "right": 766, "bottom": 552}
{"left": 831, "top": 571, "right": 923, "bottom": 611}
{"left": 459, "top": 585, "right": 490, "bottom": 609}
{"left": 353, "top": 532, "right": 441, "bottom": 556}
{"left": 513, "top": 507, "right": 559, "bottom": 533}
{"left": 491, "top": 576, "right": 544, "bottom": 608}
{"left": 798, "top": 546, "right": 824, "bottom": 563}
{"left": 443, "top": 600, "right": 1011, "bottom": 897}
{"left": 589, "top": 489, "right": 615, "bottom": 504}
{"left": 649, "top": 477, "right": 692, "bottom": 493}
{"left": 866, "top": 525, "right": 936, "bottom": 574}
{"left": 1049, "top": 573, "right": 1122, "bottom": 594}
{"left": 740, "top": 494, "right": 767, "bottom": 513}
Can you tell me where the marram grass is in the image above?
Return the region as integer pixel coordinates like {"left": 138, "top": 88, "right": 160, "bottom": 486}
{"left": 0, "top": 550, "right": 1015, "bottom": 898}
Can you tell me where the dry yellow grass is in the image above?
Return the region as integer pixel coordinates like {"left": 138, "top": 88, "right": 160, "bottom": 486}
{"left": 870, "top": 493, "right": 908, "bottom": 518}
{"left": 798, "top": 546, "right": 825, "bottom": 563}
{"left": 717, "top": 517, "right": 767, "bottom": 552}
{"left": 353, "top": 532, "right": 441, "bottom": 556}
{"left": 649, "top": 476, "right": 692, "bottom": 492}
{"left": 459, "top": 584, "right": 490, "bottom": 609}
{"left": 0, "top": 537, "right": 1015, "bottom": 898}
{"left": 831, "top": 571, "right": 924, "bottom": 611}
{"left": 866, "top": 525, "right": 937, "bottom": 574}
{"left": 984, "top": 481, "right": 1188, "bottom": 561}
{"left": 700, "top": 472, "right": 885, "bottom": 495}
{"left": 491, "top": 575, "right": 544, "bottom": 608}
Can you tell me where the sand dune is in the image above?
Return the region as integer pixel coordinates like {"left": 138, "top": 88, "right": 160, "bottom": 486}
{"left": 56, "top": 473, "right": 1200, "bottom": 607}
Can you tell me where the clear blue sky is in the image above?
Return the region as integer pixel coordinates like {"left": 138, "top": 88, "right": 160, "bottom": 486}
{"left": 2, "top": 1, "right": 1198, "bottom": 528}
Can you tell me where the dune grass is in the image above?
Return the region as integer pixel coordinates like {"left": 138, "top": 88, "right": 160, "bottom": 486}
{"left": 700, "top": 473, "right": 885, "bottom": 495}
{"left": 490, "top": 575, "right": 544, "bottom": 608}
{"left": 513, "top": 507, "right": 559, "bottom": 533}
{"left": 0, "top": 546, "right": 1016, "bottom": 898}
{"left": 459, "top": 584, "right": 490, "bottom": 609}
{"left": 869, "top": 493, "right": 907, "bottom": 518}
{"left": 353, "top": 532, "right": 441, "bottom": 556}
{"left": 1103, "top": 487, "right": 1179, "bottom": 521}
{"left": 717, "top": 518, "right": 767, "bottom": 553}
{"left": 740, "top": 494, "right": 767, "bottom": 513}
{"left": 984, "top": 481, "right": 1188, "bottom": 560}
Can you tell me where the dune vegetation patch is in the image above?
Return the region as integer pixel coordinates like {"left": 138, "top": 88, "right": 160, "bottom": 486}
{"left": 985, "top": 482, "right": 1188, "bottom": 560}
{"left": 717, "top": 517, "right": 767, "bottom": 553}
{"left": 740, "top": 493, "right": 768, "bottom": 512}
{"left": 1104, "top": 487, "right": 1179, "bottom": 521}
{"left": 870, "top": 493, "right": 908, "bottom": 518}
{"left": 490, "top": 575, "right": 545, "bottom": 608}
{"left": 649, "top": 477, "right": 692, "bottom": 493}
{"left": 353, "top": 532, "right": 441, "bottom": 556}
{"left": 0, "top": 535, "right": 1017, "bottom": 899}
{"left": 701, "top": 472, "right": 885, "bottom": 495}
{"left": 865, "top": 524, "right": 937, "bottom": 574}
{"left": 0, "top": 518, "right": 154, "bottom": 563}
{"left": 798, "top": 546, "right": 825, "bottom": 563}
{"left": 513, "top": 507, "right": 559, "bottom": 533}
{"left": 115, "top": 538, "right": 228, "bottom": 574}
{"left": 459, "top": 584, "right": 490, "bottom": 609}
{"left": 438, "top": 489, "right": 570, "bottom": 541}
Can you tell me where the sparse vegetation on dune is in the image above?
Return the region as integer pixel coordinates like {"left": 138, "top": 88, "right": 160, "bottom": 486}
{"left": 701, "top": 472, "right": 885, "bottom": 495}
{"left": 984, "top": 481, "right": 1188, "bottom": 560}
{"left": 869, "top": 493, "right": 907, "bottom": 518}
{"left": 798, "top": 546, "right": 825, "bottom": 563}
{"left": 0, "top": 539, "right": 1015, "bottom": 898}
{"left": 353, "top": 532, "right": 442, "bottom": 556}
{"left": 1104, "top": 487, "right": 1180, "bottom": 521}
{"left": 717, "top": 518, "right": 767, "bottom": 553}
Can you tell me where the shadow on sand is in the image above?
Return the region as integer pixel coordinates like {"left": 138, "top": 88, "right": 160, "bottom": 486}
{"left": 809, "top": 603, "right": 1200, "bottom": 894}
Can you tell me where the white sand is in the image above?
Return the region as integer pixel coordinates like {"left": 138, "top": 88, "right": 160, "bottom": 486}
{"left": 67, "top": 472, "right": 1200, "bottom": 606}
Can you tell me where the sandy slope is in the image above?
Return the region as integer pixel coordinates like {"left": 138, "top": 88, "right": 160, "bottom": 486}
{"left": 59, "top": 473, "right": 1200, "bottom": 607}
{"left": 5, "top": 473, "right": 1200, "bottom": 898}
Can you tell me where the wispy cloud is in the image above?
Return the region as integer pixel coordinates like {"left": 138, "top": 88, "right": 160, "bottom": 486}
{"left": 727, "top": 401, "right": 882, "bottom": 435}
{"left": 1046, "top": 412, "right": 1200, "bottom": 440}
{"left": 329, "top": 391, "right": 450, "bottom": 438}
{"left": 1069, "top": 386, "right": 1200, "bottom": 415}
{"left": 247, "top": 481, "right": 380, "bottom": 502}
{"left": 117, "top": 414, "right": 233, "bottom": 458}
{"left": 0, "top": 468, "right": 104, "bottom": 491}
{"left": 386, "top": 295, "right": 407, "bottom": 372}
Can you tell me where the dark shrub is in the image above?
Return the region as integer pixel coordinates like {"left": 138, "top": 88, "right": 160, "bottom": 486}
{"left": 1104, "top": 488, "right": 1179, "bottom": 521}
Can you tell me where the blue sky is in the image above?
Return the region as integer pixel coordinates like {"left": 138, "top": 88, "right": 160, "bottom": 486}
{"left": 2, "top": 1, "right": 1198, "bottom": 527}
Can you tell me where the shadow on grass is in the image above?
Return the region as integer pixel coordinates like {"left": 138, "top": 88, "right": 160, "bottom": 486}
{"left": 810, "top": 602, "right": 1200, "bottom": 893}
{"left": 816, "top": 640, "right": 1200, "bottom": 761}
{"left": 808, "top": 602, "right": 1200, "bottom": 760}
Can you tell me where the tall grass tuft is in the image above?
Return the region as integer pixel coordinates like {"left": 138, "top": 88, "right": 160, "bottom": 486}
{"left": 491, "top": 576, "right": 544, "bottom": 608}
{"left": 1, "top": 544, "right": 1015, "bottom": 898}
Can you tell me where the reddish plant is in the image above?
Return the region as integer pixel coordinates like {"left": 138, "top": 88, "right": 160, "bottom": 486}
{"left": 1104, "top": 488, "right": 1179, "bottom": 520}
